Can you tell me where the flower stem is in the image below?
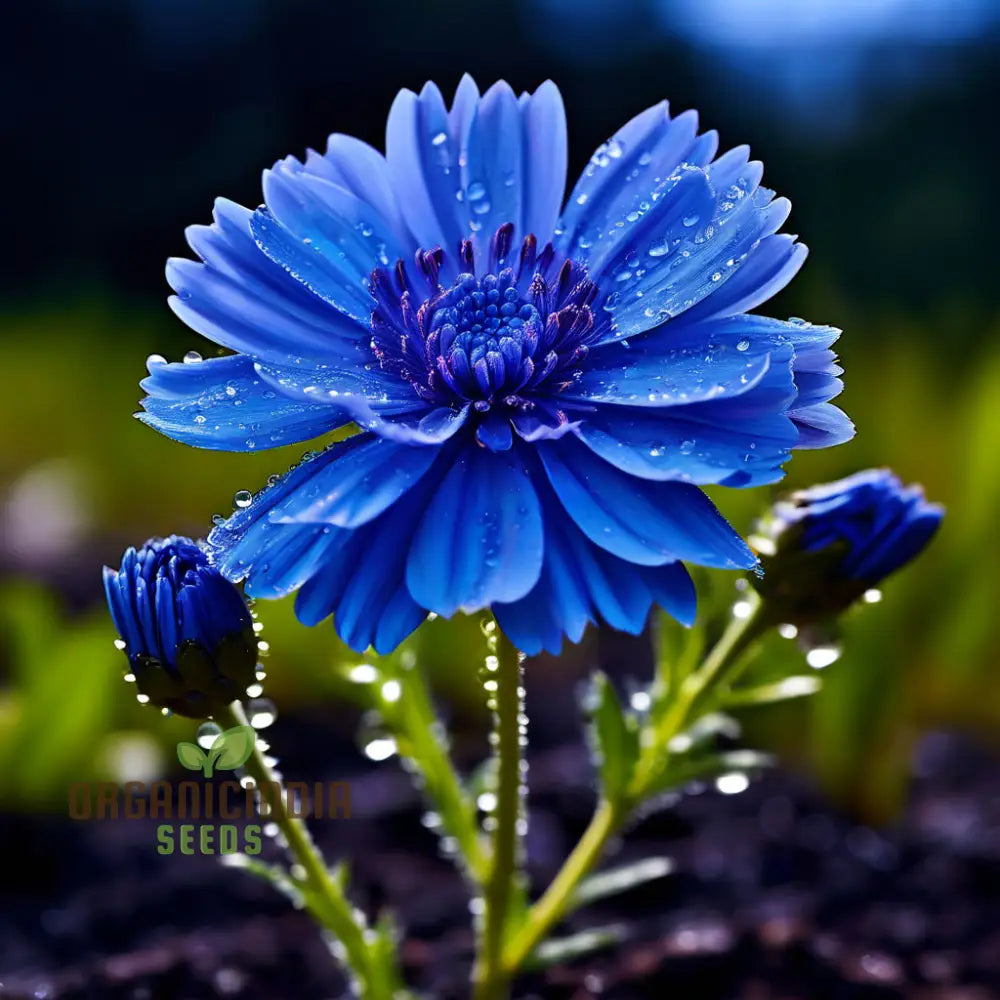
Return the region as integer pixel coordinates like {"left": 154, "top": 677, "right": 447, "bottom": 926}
{"left": 215, "top": 702, "right": 389, "bottom": 1000}
{"left": 393, "top": 659, "right": 490, "bottom": 884}
{"left": 502, "top": 796, "right": 622, "bottom": 974}
{"left": 472, "top": 624, "right": 524, "bottom": 1000}
{"left": 629, "top": 588, "right": 771, "bottom": 797}
{"left": 502, "top": 592, "right": 771, "bottom": 975}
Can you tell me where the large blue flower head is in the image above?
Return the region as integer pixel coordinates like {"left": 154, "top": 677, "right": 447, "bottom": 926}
{"left": 753, "top": 469, "right": 943, "bottom": 623}
{"left": 103, "top": 536, "right": 258, "bottom": 716}
{"left": 140, "top": 77, "right": 853, "bottom": 655}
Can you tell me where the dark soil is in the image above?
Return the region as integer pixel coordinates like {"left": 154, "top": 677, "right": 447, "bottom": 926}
{"left": 2, "top": 722, "right": 999, "bottom": 1000}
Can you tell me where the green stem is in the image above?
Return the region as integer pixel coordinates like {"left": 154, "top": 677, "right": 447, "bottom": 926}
{"left": 503, "top": 591, "right": 771, "bottom": 976}
{"left": 629, "top": 588, "right": 771, "bottom": 797}
{"left": 394, "top": 660, "right": 490, "bottom": 884}
{"left": 215, "top": 702, "right": 387, "bottom": 1000}
{"left": 503, "top": 797, "right": 621, "bottom": 974}
{"left": 472, "top": 625, "right": 524, "bottom": 1000}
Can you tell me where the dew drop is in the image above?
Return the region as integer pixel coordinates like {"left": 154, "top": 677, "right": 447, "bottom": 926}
{"left": 113, "top": 638, "right": 127, "bottom": 651}
{"left": 197, "top": 722, "right": 222, "bottom": 748}
{"left": 716, "top": 772, "right": 750, "bottom": 795}
{"left": 348, "top": 663, "right": 378, "bottom": 684}
{"left": 248, "top": 698, "right": 277, "bottom": 729}
{"left": 364, "top": 737, "right": 397, "bottom": 762}
{"left": 234, "top": 490, "right": 253, "bottom": 509}
{"left": 183, "top": 350, "right": 202, "bottom": 364}
{"left": 736, "top": 339, "right": 750, "bottom": 352}
{"left": 806, "top": 645, "right": 841, "bottom": 669}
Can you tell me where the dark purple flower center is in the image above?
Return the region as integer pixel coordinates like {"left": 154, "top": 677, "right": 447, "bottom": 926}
{"left": 369, "top": 223, "right": 603, "bottom": 415}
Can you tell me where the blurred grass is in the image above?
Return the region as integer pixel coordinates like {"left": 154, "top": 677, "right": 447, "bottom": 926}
{"left": 0, "top": 298, "right": 998, "bottom": 817}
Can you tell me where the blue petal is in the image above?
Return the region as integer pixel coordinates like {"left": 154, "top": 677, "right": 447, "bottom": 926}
{"left": 154, "top": 576, "right": 178, "bottom": 665}
{"left": 139, "top": 354, "right": 344, "bottom": 451}
{"left": 207, "top": 442, "right": 432, "bottom": 651}
{"left": 556, "top": 102, "right": 718, "bottom": 262}
{"left": 168, "top": 198, "right": 368, "bottom": 363}
{"left": 103, "top": 565, "right": 142, "bottom": 653}
{"left": 406, "top": 444, "right": 544, "bottom": 616}
{"left": 252, "top": 147, "right": 413, "bottom": 323}
{"left": 537, "top": 436, "right": 757, "bottom": 570}
{"left": 268, "top": 433, "right": 440, "bottom": 528}
{"left": 852, "top": 497, "right": 942, "bottom": 580}
{"left": 494, "top": 487, "right": 697, "bottom": 655}
{"left": 385, "top": 76, "right": 568, "bottom": 263}
{"left": 298, "top": 133, "right": 413, "bottom": 248}
{"left": 594, "top": 165, "right": 792, "bottom": 340}
{"left": 680, "top": 233, "right": 808, "bottom": 323}
{"left": 790, "top": 401, "right": 855, "bottom": 449}
{"left": 294, "top": 472, "right": 442, "bottom": 652}
{"left": 565, "top": 315, "right": 777, "bottom": 408}
{"left": 574, "top": 352, "right": 799, "bottom": 486}
{"left": 252, "top": 358, "right": 472, "bottom": 445}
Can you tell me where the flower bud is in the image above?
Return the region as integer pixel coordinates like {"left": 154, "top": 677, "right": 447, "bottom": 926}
{"left": 751, "top": 469, "right": 943, "bottom": 624}
{"left": 103, "top": 535, "right": 257, "bottom": 717}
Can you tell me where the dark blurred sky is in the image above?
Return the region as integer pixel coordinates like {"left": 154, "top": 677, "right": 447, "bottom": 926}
{"left": 4, "top": 0, "right": 997, "bottom": 346}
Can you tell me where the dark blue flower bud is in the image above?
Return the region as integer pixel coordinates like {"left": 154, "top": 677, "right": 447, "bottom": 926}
{"left": 752, "top": 469, "right": 943, "bottom": 624}
{"left": 103, "top": 535, "right": 258, "bottom": 717}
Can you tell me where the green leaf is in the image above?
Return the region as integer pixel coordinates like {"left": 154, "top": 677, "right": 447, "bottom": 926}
{"left": 571, "top": 856, "right": 674, "bottom": 911}
{"left": 724, "top": 675, "right": 822, "bottom": 708}
{"left": 586, "top": 673, "right": 640, "bottom": 801}
{"left": 209, "top": 725, "right": 256, "bottom": 770}
{"left": 176, "top": 741, "right": 207, "bottom": 771}
{"left": 649, "top": 748, "right": 774, "bottom": 798}
{"left": 526, "top": 924, "right": 628, "bottom": 970}
{"left": 224, "top": 854, "right": 305, "bottom": 907}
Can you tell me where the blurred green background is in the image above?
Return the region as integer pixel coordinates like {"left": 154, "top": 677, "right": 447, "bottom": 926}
{"left": 1, "top": 0, "right": 998, "bottom": 818}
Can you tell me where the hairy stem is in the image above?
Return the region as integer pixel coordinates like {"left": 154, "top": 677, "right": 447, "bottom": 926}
{"left": 471, "top": 624, "right": 524, "bottom": 1000}
{"left": 503, "top": 593, "right": 771, "bottom": 975}
{"left": 215, "top": 702, "right": 390, "bottom": 1000}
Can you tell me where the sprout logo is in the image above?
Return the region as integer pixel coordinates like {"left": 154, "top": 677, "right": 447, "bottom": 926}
{"left": 176, "top": 724, "right": 256, "bottom": 778}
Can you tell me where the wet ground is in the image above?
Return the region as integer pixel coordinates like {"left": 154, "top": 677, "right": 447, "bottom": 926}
{"left": 2, "top": 722, "right": 999, "bottom": 1000}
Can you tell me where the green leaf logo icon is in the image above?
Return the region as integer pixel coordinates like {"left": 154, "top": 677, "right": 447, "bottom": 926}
{"left": 176, "top": 725, "right": 256, "bottom": 778}
{"left": 177, "top": 741, "right": 207, "bottom": 772}
{"left": 211, "top": 725, "right": 256, "bottom": 771}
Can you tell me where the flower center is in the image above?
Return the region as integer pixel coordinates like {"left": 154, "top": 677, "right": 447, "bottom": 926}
{"left": 369, "top": 224, "right": 602, "bottom": 415}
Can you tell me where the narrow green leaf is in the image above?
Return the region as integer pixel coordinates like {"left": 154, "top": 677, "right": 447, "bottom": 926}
{"left": 223, "top": 853, "right": 305, "bottom": 906}
{"left": 176, "top": 741, "right": 207, "bottom": 771}
{"left": 526, "top": 923, "right": 628, "bottom": 970}
{"left": 210, "top": 724, "right": 256, "bottom": 770}
{"left": 571, "top": 856, "right": 674, "bottom": 911}
{"left": 725, "top": 675, "right": 822, "bottom": 708}
{"left": 586, "top": 673, "right": 640, "bottom": 801}
{"left": 648, "top": 748, "right": 774, "bottom": 798}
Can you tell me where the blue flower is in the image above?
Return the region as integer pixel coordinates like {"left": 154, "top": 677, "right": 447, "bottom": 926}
{"left": 140, "top": 77, "right": 852, "bottom": 655}
{"left": 753, "top": 469, "right": 943, "bottom": 621}
{"left": 103, "top": 535, "right": 258, "bottom": 716}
